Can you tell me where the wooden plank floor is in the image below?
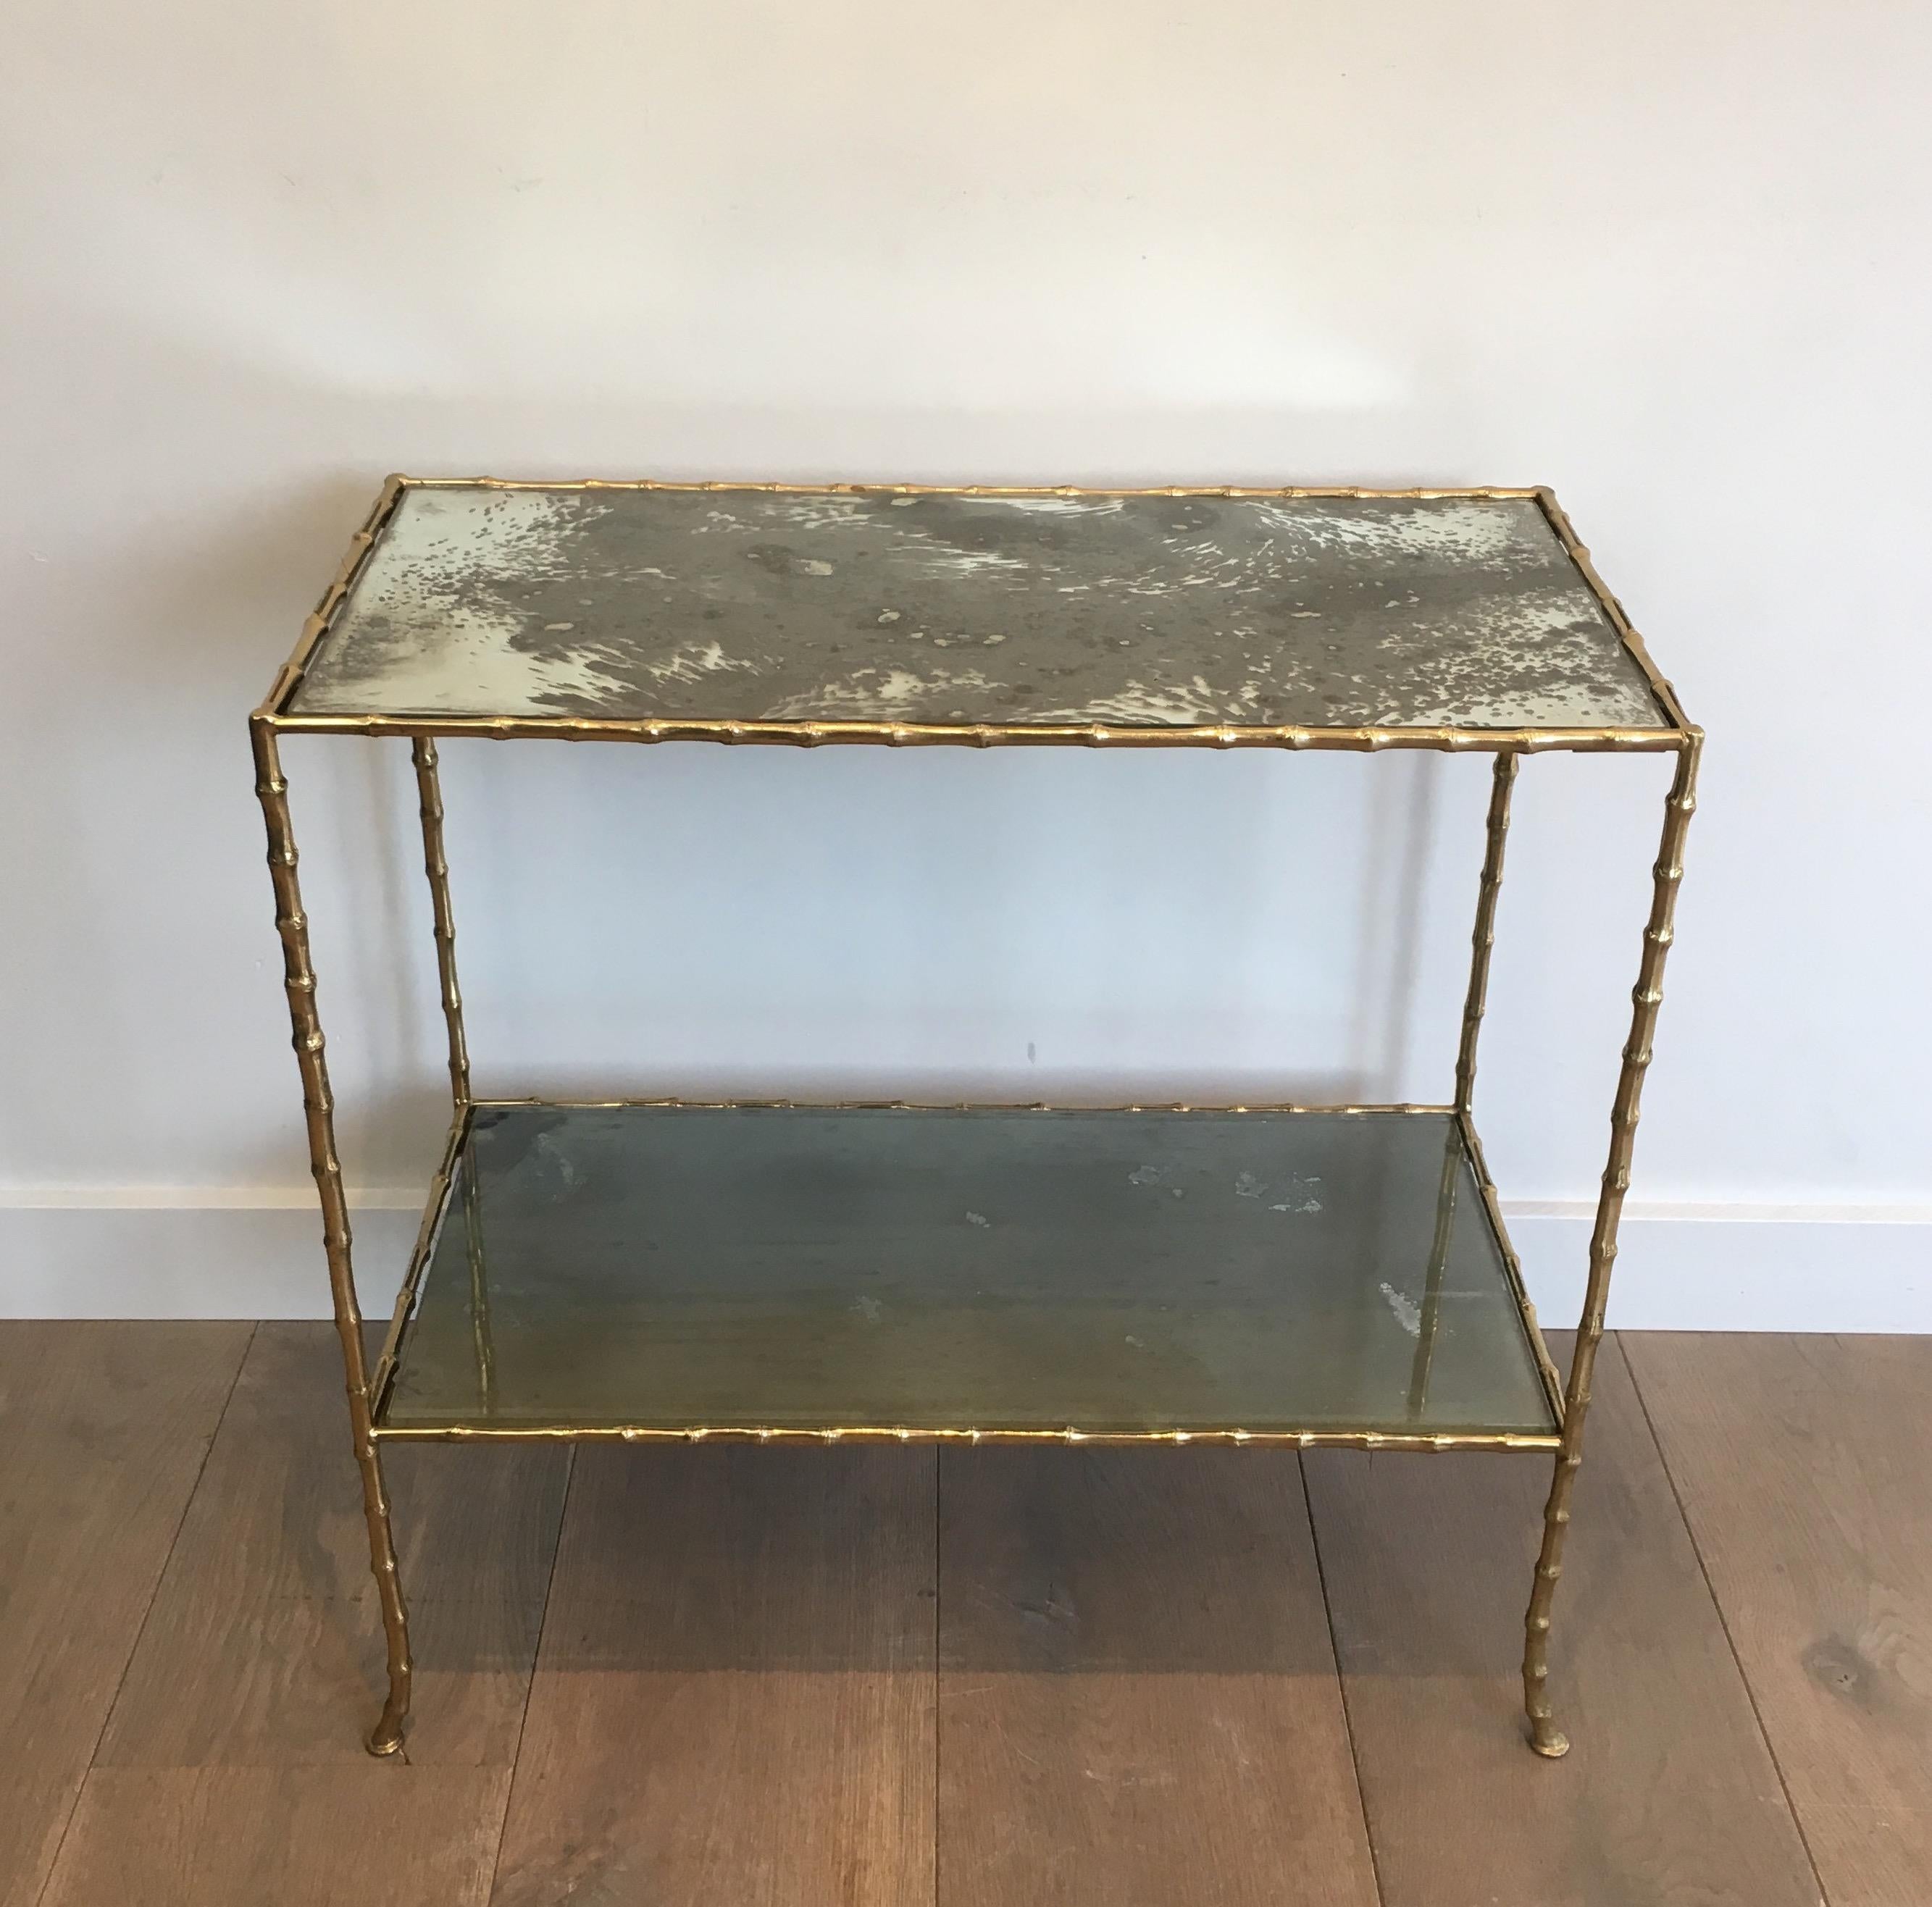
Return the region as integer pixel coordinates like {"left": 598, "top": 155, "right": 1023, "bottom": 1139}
{"left": 0, "top": 1322, "right": 251, "bottom": 1907}
{"left": 937, "top": 1446, "right": 1377, "bottom": 1907}
{"left": 490, "top": 1443, "right": 935, "bottom": 1906}
{"left": 1302, "top": 1337, "right": 1823, "bottom": 1906}
{"left": 7, "top": 1323, "right": 1928, "bottom": 1905}
{"left": 1627, "top": 1333, "right": 1932, "bottom": 1907}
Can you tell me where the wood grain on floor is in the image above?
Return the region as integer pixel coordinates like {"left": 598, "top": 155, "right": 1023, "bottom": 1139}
{"left": 92, "top": 1324, "right": 569, "bottom": 1769}
{"left": 0, "top": 1320, "right": 251, "bottom": 1907}
{"left": 7, "top": 1323, "right": 1931, "bottom": 1906}
{"left": 45, "top": 1323, "right": 569, "bottom": 1907}
{"left": 1628, "top": 1331, "right": 1932, "bottom": 1907}
{"left": 937, "top": 1446, "right": 1379, "bottom": 1907}
{"left": 488, "top": 1444, "right": 935, "bottom": 1907}
{"left": 1303, "top": 1337, "right": 1825, "bottom": 1907}
{"left": 38, "top": 1768, "right": 512, "bottom": 1907}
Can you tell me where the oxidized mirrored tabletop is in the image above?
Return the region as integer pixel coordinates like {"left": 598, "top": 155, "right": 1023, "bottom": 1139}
{"left": 376, "top": 1104, "right": 1560, "bottom": 1443}
{"left": 283, "top": 482, "right": 1673, "bottom": 734}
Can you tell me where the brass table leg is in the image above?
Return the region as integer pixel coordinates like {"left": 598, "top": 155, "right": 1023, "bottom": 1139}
{"left": 461, "top": 1158, "right": 495, "bottom": 1417}
{"left": 411, "top": 736, "right": 471, "bottom": 1110}
{"left": 1455, "top": 752, "right": 1518, "bottom": 1118}
{"left": 1413, "top": 752, "right": 1519, "bottom": 1415}
{"left": 1522, "top": 730, "right": 1702, "bottom": 1757}
{"left": 252, "top": 718, "right": 413, "bottom": 1756}
{"left": 411, "top": 735, "right": 490, "bottom": 1414}
{"left": 1406, "top": 1121, "right": 1461, "bottom": 1417}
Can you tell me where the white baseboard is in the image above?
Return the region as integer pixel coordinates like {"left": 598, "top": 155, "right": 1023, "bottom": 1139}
{"left": 1, "top": 1193, "right": 1927, "bottom": 1330}
{"left": 0, "top": 1199, "right": 425, "bottom": 1321}
{"left": 1507, "top": 1205, "right": 1931, "bottom": 1333}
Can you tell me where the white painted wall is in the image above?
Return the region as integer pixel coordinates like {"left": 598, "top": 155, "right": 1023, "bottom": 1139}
{"left": 3, "top": 1, "right": 1928, "bottom": 1322}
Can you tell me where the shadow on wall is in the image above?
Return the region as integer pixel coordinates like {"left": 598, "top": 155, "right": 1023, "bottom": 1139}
{"left": 20, "top": 366, "right": 1510, "bottom": 1191}
{"left": 264, "top": 728, "right": 1448, "bottom": 1184}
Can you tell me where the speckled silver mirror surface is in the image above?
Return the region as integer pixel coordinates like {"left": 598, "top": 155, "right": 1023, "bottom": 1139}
{"left": 290, "top": 485, "right": 1669, "bottom": 731}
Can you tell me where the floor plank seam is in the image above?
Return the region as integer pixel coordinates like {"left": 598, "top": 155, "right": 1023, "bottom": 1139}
{"left": 1297, "top": 1451, "right": 1389, "bottom": 1907}
{"left": 1618, "top": 1335, "right": 1836, "bottom": 1907}
{"left": 483, "top": 1442, "right": 577, "bottom": 1903}
{"left": 30, "top": 1322, "right": 259, "bottom": 1907}
{"left": 19, "top": 1325, "right": 1891, "bottom": 1906}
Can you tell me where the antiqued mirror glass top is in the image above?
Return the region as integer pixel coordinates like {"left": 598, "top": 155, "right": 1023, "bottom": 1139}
{"left": 379, "top": 1105, "right": 1560, "bottom": 1441}
{"left": 290, "top": 484, "right": 1669, "bottom": 732}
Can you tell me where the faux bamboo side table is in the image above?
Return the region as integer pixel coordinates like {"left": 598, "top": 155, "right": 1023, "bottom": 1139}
{"left": 251, "top": 477, "right": 1698, "bottom": 1761}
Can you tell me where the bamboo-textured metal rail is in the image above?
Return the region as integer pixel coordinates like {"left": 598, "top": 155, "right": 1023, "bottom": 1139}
{"left": 461, "top": 1155, "right": 495, "bottom": 1418}
{"left": 1412, "top": 764, "right": 1517, "bottom": 1420}
{"left": 1456, "top": 753, "right": 1518, "bottom": 1114}
{"left": 1536, "top": 487, "right": 1689, "bottom": 734}
{"left": 1458, "top": 1106, "right": 1568, "bottom": 1432}
{"left": 468, "top": 1095, "right": 1458, "bottom": 1116}
{"left": 250, "top": 718, "right": 412, "bottom": 1756}
{"left": 411, "top": 737, "right": 470, "bottom": 1112}
{"left": 273, "top": 711, "right": 1684, "bottom": 754}
{"left": 1406, "top": 1120, "right": 1463, "bottom": 1416}
{"left": 372, "top": 1420, "right": 1561, "bottom": 1451}
{"left": 367, "top": 1104, "right": 467, "bottom": 1420}
{"left": 1521, "top": 728, "right": 1703, "bottom": 1756}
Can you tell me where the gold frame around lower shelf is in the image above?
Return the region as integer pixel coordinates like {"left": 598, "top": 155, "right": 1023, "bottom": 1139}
{"left": 359, "top": 1097, "right": 1568, "bottom": 1455}
{"left": 250, "top": 479, "right": 1701, "bottom": 1767}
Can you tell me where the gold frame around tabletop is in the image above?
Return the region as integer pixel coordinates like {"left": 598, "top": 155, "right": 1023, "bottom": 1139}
{"left": 250, "top": 479, "right": 1699, "bottom": 1761}
{"left": 259, "top": 478, "right": 1689, "bottom": 755}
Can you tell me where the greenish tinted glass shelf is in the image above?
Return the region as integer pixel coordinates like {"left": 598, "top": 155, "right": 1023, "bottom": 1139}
{"left": 371, "top": 1101, "right": 1562, "bottom": 1449}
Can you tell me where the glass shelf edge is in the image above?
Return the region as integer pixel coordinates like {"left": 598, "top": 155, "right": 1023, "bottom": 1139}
{"left": 371, "top": 1099, "right": 1566, "bottom": 1449}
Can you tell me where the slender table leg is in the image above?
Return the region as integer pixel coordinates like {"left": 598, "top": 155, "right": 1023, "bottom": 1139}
{"left": 251, "top": 717, "right": 413, "bottom": 1756}
{"left": 1522, "top": 730, "right": 1702, "bottom": 1758}
{"left": 1411, "top": 753, "right": 1518, "bottom": 1414}
{"left": 461, "top": 1157, "right": 495, "bottom": 1417}
{"left": 411, "top": 737, "right": 471, "bottom": 1110}
{"left": 1455, "top": 752, "right": 1518, "bottom": 1117}
{"left": 1405, "top": 1126, "right": 1461, "bottom": 1416}
{"left": 411, "top": 736, "right": 493, "bottom": 1412}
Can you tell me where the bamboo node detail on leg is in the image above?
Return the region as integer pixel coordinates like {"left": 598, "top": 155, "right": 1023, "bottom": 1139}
{"left": 1520, "top": 735, "right": 1699, "bottom": 1761}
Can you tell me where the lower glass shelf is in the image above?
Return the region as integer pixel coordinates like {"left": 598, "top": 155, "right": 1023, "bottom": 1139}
{"left": 369, "top": 1101, "right": 1563, "bottom": 1448}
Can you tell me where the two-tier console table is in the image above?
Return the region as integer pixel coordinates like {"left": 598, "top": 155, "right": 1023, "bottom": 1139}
{"left": 251, "top": 477, "right": 1698, "bottom": 1761}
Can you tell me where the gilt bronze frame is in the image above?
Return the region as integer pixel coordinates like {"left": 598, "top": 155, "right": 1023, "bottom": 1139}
{"left": 251, "top": 478, "right": 1698, "bottom": 1761}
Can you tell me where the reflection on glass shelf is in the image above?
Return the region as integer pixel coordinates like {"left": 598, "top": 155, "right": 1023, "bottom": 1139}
{"left": 376, "top": 1104, "right": 1559, "bottom": 1443}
